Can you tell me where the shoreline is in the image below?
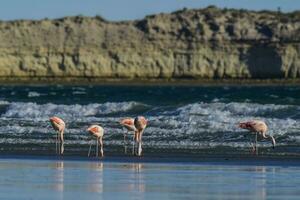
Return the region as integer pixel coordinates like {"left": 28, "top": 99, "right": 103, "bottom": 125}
{"left": 1, "top": 154, "right": 300, "bottom": 166}
{"left": 0, "top": 77, "right": 300, "bottom": 86}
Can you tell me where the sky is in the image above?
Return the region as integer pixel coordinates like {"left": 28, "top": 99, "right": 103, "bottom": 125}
{"left": 0, "top": 0, "right": 299, "bottom": 21}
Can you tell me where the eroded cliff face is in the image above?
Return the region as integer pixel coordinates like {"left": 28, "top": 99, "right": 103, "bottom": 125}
{"left": 1, "top": 6, "right": 300, "bottom": 80}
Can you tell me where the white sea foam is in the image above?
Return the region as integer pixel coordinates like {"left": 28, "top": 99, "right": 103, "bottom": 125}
{"left": 1, "top": 101, "right": 150, "bottom": 120}
{"left": 177, "top": 102, "right": 292, "bottom": 117}
{"left": 163, "top": 102, "right": 300, "bottom": 138}
{"left": 0, "top": 101, "right": 9, "bottom": 105}
{"left": 72, "top": 91, "right": 86, "bottom": 95}
{"left": 27, "top": 91, "right": 41, "bottom": 97}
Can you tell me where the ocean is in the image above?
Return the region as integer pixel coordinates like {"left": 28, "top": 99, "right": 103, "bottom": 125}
{"left": 0, "top": 85, "right": 299, "bottom": 157}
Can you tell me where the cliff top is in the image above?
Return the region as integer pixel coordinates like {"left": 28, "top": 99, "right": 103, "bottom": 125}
{"left": 1, "top": 6, "right": 300, "bottom": 44}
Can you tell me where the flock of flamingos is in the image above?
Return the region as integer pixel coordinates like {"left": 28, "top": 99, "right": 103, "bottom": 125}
{"left": 50, "top": 116, "right": 276, "bottom": 157}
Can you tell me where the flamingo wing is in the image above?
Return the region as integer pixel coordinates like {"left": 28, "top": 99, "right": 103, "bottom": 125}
{"left": 88, "top": 125, "right": 104, "bottom": 138}
{"left": 120, "top": 118, "right": 136, "bottom": 131}
{"left": 50, "top": 117, "right": 64, "bottom": 125}
{"left": 120, "top": 118, "right": 134, "bottom": 126}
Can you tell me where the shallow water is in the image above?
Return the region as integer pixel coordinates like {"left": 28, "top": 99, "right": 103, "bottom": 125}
{"left": 0, "top": 158, "right": 299, "bottom": 200}
{"left": 0, "top": 85, "right": 299, "bottom": 156}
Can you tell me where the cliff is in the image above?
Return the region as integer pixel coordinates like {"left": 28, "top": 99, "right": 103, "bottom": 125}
{"left": 1, "top": 6, "right": 300, "bottom": 82}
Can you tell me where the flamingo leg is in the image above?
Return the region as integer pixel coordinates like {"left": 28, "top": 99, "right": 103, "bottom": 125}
{"left": 132, "top": 132, "right": 135, "bottom": 155}
{"left": 99, "top": 137, "right": 104, "bottom": 157}
{"left": 255, "top": 132, "right": 258, "bottom": 155}
{"left": 56, "top": 132, "right": 58, "bottom": 155}
{"left": 96, "top": 138, "right": 99, "bottom": 157}
{"left": 138, "top": 131, "right": 143, "bottom": 156}
{"left": 88, "top": 140, "right": 92, "bottom": 157}
{"left": 59, "top": 130, "right": 64, "bottom": 155}
{"left": 133, "top": 132, "right": 137, "bottom": 155}
{"left": 250, "top": 142, "right": 255, "bottom": 154}
{"left": 124, "top": 132, "right": 127, "bottom": 154}
{"left": 138, "top": 141, "right": 142, "bottom": 156}
{"left": 58, "top": 132, "right": 61, "bottom": 155}
{"left": 248, "top": 137, "right": 254, "bottom": 153}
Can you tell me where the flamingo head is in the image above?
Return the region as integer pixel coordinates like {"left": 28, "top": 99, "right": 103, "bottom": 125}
{"left": 238, "top": 122, "right": 247, "bottom": 129}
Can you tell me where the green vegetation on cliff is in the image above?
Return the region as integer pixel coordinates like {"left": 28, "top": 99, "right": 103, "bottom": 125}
{"left": 1, "top": 6, "right": 300, "bottom": 81}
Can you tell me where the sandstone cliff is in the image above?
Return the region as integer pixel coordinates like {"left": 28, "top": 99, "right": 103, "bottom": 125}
{"left": 1, "top": 6, "right": 300, "bottom": 81}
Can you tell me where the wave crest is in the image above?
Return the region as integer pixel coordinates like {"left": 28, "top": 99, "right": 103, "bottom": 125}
{"left": 2, "top": 101, "right": 150, "bottom": 119}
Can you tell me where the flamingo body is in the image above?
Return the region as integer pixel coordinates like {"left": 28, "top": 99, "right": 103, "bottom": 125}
{"left": 49, "top": 116, "right": 65, "bottom": 155}
{"left": 87, "top": 125, "right": 104, "bottom": 157}
{"left": 87, "top": 125, "right": 104, "bottom": 138}
{"left": 120, "top": 118, "right": 136, "bottom": 132}
{"left": 239, "top": 120, "right": 267, "bottom": 135}
{"left": 50, "top": 117, "right": 65, "bottom": 132}
{"left": 120, "top": 118, "right": 137, "bottom": 154}
{"left": 239, "top": 120, "right": 276, "bottom": 154}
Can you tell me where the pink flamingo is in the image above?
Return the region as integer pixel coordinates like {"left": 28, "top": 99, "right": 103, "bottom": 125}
{"left": 49, "top": 116, "right": 65, "bottom": 155}
{"left": 87, "top": 125, "right": 104, "bottom": 157}
{"left": 120, "top": 118, "right": 137, "bottom": 154}
{"left": 134, "top": 116, "right": 148, "bottom": 156}
{"left": 238, "top": 120, "right": 276, "bottom": 155}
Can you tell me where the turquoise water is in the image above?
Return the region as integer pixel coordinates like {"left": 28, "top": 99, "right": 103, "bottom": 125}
{"left": 0, "top": 158, "right": 299, "bottom": 200}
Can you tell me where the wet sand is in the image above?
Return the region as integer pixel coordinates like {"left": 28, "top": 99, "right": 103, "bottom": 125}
{"left": 0, "top": 157, "right": 299, "bottom": 199}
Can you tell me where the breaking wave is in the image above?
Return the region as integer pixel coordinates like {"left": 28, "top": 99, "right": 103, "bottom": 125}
{"left": 1, "top": 101, "right": 150, "bottom": 119}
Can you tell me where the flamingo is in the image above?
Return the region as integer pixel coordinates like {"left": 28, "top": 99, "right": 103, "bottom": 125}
{"left": 238, "top": 120, "right": 276, "bottom": 155}
{"left": 134, "top": 116, "right": 147, "bottom": 156}
{"left": 120, "top": 118, "right": 136, "bottom": 154}
{"left": 49, "top": 116, "right": 65, "bottom": 155}
{"left": 87, "top": 125, "right": 104, "bottom": 157}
